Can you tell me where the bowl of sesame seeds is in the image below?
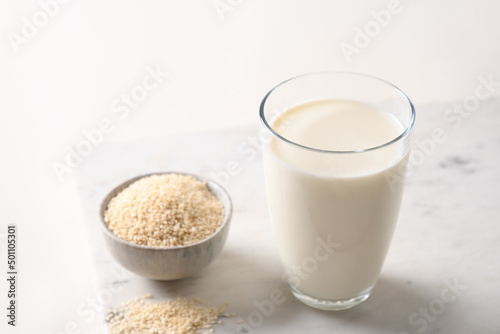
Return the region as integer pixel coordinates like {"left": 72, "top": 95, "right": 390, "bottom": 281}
{"left": 100, "top": 172, "right": 232, "bottom": 280}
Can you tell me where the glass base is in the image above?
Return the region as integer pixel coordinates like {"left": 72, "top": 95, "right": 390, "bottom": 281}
{"left": 289, "top": 284, "right": 374, "bottom": 311}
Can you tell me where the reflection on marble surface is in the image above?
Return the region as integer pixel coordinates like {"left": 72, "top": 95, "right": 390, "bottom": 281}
{"left": 74, "top": 98, "right": 500, "bottom": 333}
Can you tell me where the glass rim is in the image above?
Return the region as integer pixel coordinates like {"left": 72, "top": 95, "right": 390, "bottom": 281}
{"left": 259, "top": 71, "right": 416, "bottom": 154}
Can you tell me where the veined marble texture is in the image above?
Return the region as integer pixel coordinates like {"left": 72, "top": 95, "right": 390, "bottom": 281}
{"left": 74, "top": 97, "right": 500, "bottom": 333}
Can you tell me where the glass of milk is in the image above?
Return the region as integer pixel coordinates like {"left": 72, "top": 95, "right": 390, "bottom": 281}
{"left": 260, "top": 72, "right": 415, "bottom": 310}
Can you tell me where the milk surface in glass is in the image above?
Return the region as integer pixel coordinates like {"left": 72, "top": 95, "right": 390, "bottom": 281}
{"left": 264, "top": 99, "right": 408, "bottom": 300}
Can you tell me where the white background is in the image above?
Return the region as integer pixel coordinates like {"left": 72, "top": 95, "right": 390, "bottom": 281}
{"left": 0, "top": 0, "right": 499, "bottom": 332}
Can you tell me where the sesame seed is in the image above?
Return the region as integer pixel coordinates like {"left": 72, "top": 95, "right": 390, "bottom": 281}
{"left": 105, "top": 174, "right": 225, "bottom": 247}
{"left": 107, "top": 296, "right": 230, "bottom": 334}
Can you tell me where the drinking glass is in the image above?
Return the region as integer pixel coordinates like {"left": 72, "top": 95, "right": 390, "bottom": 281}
{"left": 260, "top": 72, "right": 415, "bottom": 310}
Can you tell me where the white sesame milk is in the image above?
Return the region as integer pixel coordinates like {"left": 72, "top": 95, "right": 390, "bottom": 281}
{"left": 263, "top": 99, "right": 408, "bottom": 300}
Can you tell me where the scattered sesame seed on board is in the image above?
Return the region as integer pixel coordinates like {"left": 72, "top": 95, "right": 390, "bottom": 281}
{"left": 104, "top": 174, "right": 225, "bottom": 247}
{"left": 106, "top": 295, "right": 231, "bottom": 334}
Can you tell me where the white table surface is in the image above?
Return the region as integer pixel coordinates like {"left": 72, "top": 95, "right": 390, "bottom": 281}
{"left": 1, "top": 1, "right": 499, "bottom": 333}
{"left": 71, "top": 99, "right": 500, "bottom": 334}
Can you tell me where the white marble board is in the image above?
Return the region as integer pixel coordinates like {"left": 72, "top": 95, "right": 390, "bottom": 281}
{"left": 73, "top": 99, "right": 500, "bottom": 333}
